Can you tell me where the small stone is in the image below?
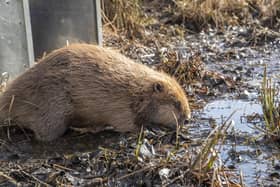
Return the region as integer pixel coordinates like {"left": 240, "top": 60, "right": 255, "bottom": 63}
{"left": 159, "top": 168, "right": 170, "bottom": 180}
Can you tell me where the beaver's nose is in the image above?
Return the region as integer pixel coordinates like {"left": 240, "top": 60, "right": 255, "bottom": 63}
{"left": 181, "top": 112, "right": 191, "bottom": 121}
{"left": 181, "top": 113, "right": 191, "bottom": 124}
{"left": 186, "top": 112, "right": 191, "bottom": 120}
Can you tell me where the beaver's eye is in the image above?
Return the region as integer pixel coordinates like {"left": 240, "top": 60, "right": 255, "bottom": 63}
{"left": 175, "top": 101, "right": 181, "bottom": 110}
{"left": 153, "top": 82, "right": 164, "bottom": 93}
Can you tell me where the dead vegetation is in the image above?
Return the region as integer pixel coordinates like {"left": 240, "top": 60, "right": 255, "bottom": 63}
{"left": 157, "top": 49, "right": 204, "bottom": 85}
{"left": 170, "top": 0, "right": 280, "bottom": 30}
{"left": 0, "top": 118, "right": 241, "bottom": 186}
{"left": 156, "top": 48, "right": 237, "bottom": 99}
{"left": 101, "top": 0, "right": 146, "bottom": 39}
{"left": 102, "top": 0, "right": 280, "bottom": 34}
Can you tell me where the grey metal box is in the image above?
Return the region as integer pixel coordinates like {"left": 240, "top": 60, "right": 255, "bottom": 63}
{"left": 29, "top": 0, "right": 102, "bottom": 59}
{"left": 0, "top": 0, "right": 34, "bottom": 79}
{"left": 0, "top": 0, "right": 102, "bottom": 79}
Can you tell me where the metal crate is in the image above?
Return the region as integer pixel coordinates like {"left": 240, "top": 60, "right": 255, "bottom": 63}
{"left": 29, "top": 0, "right": 102, "bottom": 59}
{"left": 0, "top": 0, "right": 102, "bottom": 79}
{"left": 0, "top": 0, "right": 34, "bottom": 78}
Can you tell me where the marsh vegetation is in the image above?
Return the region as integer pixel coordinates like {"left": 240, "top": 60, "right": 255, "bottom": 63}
{"left": 0, "top": 0, "right": 280, "bottom": 186}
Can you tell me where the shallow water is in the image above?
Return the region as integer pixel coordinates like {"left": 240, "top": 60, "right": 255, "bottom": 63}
{"left": 201, "top": 99, "right": 264, "bottom": 185}
{"left": 203, "top": 99, "right": 262, "bottom": 133}
{"left": 197, "top": 46, "right": 280, "bottom": 186}
{"left": 175, "top": 43, "right": 280, "bottom": 186}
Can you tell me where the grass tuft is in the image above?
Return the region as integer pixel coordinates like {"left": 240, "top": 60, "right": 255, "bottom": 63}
{"left": 172, "top": 0, "right": 280, "bottom": 31}
{"left": 101, "top": 0, "right": 146, "bottom": 38}
{"left": 260, "top": 65, "right": 280, "bottom": 141}
{"left": 135, "top": 125, "right": 144, "bottom": 159}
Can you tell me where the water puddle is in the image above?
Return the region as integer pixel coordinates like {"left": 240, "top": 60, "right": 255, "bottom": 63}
{"left": 200, "top": 99, "right": 280, "bottom": 186}
{"left": 203, "top": 99, "right": 262, "bottom": 133}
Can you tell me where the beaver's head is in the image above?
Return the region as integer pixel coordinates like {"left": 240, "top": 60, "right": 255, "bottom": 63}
{"left": 139, "top": 73, "right": 191, "bottom": 130}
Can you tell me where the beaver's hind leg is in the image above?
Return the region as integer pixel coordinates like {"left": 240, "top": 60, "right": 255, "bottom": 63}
{"left": 32, "top": 111, "right": 67, "bottom": 141}
{"left": 29, "top": 96, "right": 73, "bottom": 142}
{"left": 30, "top": 108, "right": 68, "bottom": 142}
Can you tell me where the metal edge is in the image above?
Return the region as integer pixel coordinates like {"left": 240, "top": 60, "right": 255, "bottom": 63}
{"left": 22, "top": 0, "right": 35, "bottom": 67}
{"left": 94, "top": 0, "right": 103, "bottom": 46}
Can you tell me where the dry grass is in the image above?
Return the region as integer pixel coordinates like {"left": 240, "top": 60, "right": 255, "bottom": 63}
{"left": 172, "top": 0, "right": 280, "bottom": 31}
{"left": 102, "top": 0, "right": 280, "bottom": 32}
{"left": 101, "top": 0, "right": 146, "bottom": 38}
{"left": 157, "top": 49, "right": 204, "bottom": 85}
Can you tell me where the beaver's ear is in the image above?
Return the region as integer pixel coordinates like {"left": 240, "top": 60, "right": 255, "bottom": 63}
{"left": 153, "top": 82, "right": 164, "bottom": 93}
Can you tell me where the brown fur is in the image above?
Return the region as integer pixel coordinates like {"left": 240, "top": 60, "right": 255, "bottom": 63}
{"left": 0, "top": 44, "right": 191, "bottom": 141}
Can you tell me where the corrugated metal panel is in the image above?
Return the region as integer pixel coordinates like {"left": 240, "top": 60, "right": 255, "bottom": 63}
{"left": 0, "top": 0, "right": 34, "bottom": 79}
{"left": 0, "top": 0, "right": 102, "bottom": 78}
{"left": 29, "top": 0, "right": 102, "bottom": 59}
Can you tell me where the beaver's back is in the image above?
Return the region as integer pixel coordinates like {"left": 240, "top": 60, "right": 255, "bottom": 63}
{"left": 63, "top": 44, "right": 167, "bottom": 128}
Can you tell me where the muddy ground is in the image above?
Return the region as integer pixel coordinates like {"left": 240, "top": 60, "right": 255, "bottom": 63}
{"left": 1, "top": 1, "right": 280, "bottom": 187}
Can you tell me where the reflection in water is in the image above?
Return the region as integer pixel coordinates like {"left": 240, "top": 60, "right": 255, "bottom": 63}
{"left": 203, "top": 99, "right": 262, "bottom": 133}
{"left": 202, "top": 99, "right": 278, "bottom": 186}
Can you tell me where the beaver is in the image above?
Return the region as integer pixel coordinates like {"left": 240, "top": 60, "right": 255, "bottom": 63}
{"left": 0, "top": 44, "right": 191, "bottom": 141}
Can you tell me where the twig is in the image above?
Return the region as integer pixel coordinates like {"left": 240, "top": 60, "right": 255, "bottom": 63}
{"left": 0, "top": 139, "right": 14, "bottom": 153}
{"left": 101, "top": 10, "right": 117, "bottom": 32}
{"left": 16, "top": 166, "right": 51, "bottom": 187}
{"left": 22, "top": 170, "right": 51, "bottom": 186}
{"left": 0, "top": 171, "right": 18, "bottom": 185}
{"left": 117, "top": 165, "right": 156, "bottom": 181}
{"left": 135, "top": 125, "right": 144, "bottom": 159}
{"left": 211, "top": 168, "right": 216, "bottom": 187}
{"left": 222, "top": 169, "right": 230, "bottom": 187}
{"left": 51, "top": 164, "right": 75, "bottom": 172}
{"left": 162, "top": 173, "right": 185, "bottom": 187}
{"left": 172, "top": 111, "right": 180, "bottom": 150}
{"left": 7, "top": 95, "right": 15, "bottom": 141}
{"left": 240, "top": 170, "right": 245, "bottom": 187}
